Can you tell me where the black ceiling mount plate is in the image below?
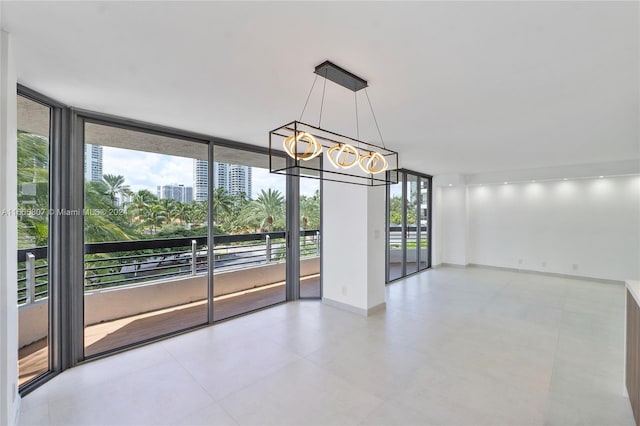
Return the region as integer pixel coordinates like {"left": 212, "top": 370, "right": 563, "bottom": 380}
{"left": 314, "top": 61, "right": 368, "bottom": 92}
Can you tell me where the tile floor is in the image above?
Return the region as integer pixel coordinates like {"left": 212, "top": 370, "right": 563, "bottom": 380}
{"left": 17, "top": 266, "right": 636, "bottom": 425}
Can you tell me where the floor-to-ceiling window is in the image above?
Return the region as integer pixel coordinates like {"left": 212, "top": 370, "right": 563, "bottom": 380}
{"left": 387, "top": 173, "right": 404, "bottom": 281}
{"left": 418, "top": 177, "right": 429, "bottom": 270}
{"left": 82, "top": 121, "right": 210, "bottom": 357}
{"left": 299, "top": 174, "right": 321, "bottom": 298}
{"left": 386, "top": 169, "right": 432, "bottom": 282}
{"left": 211, "top": 145, "right": 289, "bottom": 321}
{"left": 16, "top": 93, "right": 52, "bottom": 386}
{"left": 406, "top": 173, "right": 419, "bottom": 274}
{"left": 16, "top": 86, "right": 323, "bottom": 395}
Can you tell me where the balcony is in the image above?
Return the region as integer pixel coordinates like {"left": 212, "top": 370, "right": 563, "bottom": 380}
{"left": 18, "top": 230, "right": 321, "bottom": 385}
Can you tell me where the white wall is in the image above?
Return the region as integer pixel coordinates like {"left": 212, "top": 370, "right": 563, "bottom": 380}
{"left": 431, "top": 186, "right": 443, "bottom": 266}
{"left": 322, "top": 181, "right": 386, "bottom": 313}
{"left": 466, "top": 176, "right": 640, "bottom": 281}
{"left": 0, "top": 28, "right": 19, "bottom": 426}
{"left": 440, "top": 185, "right": 469, "bottom": 266}
{"left": 366, "top": 185, "right": 386, "bottom": 309}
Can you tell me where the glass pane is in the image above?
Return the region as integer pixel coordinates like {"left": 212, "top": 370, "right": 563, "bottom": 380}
{"left": 406, "top": 174, "right": 419, "bottom": 274}
{"left": 212, "top": 146, "right": 287, "bottom": 321}
{"left": 419, "top": 178, "right": 429, "bottom": 269}
{"left": 17, "top": 95, "right": 50, "bottom": 385}
{"left": 388, "top": 173, "right": 403, "bottom": 281}
{"left": 300, "top": 171, "right": 321, "bottom": 298}
{"left": 83, "top": 123, "right": 208, "bottom": 357}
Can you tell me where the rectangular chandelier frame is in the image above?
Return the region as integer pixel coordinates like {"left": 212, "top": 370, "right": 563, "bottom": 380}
{"left": 269, "top": 120, "right": 399, "bottom": 186}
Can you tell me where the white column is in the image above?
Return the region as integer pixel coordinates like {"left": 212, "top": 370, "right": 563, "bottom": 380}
{"left": 322, "top": 181, "right": 386, "bottom": 315}
{"left": 0, "top": 28, "right": 20, "bottom": 426}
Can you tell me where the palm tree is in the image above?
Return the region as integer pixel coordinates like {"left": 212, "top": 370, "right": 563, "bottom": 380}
{"left": 232, "top": 191, "right": 250, "bottom": 215}
{"left": 245, "top": 189, "right": 285, "bottom": 232}
{"left": 159, "top": 198, "right": 178, "bottom": 222}
{"left": 128, "top": 193, "right": 148, "bottom": 220}
{"left": 212, "top": 188, "right": 233, "bottom": 224}
{"left": 300, "top": 190, "right": 320, "bottom": 231}
{"left": 189, "top": 201, "right": 207, "bottom": 227}
{"left": 142, "top": 202, "right": 167, "bottom": 234}
{"left": 17, "top": 131, "right": 50, "bottom": 247}
{"left": 172, "top": 202, "right": 190, "bottom": 225}
{"left": 84, "top": 181, "right": 133, "bottom": 242}
{"left": 102, "top": 174, "right": 130, "bottom": 206}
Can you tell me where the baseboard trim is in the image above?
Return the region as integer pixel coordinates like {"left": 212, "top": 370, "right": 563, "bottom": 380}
{"left": 439, "top": 262, "right": 468, "bottom": 269}
{"left": 322, "top": 298, "right": 386, "bottom": 317}
{"left": 466, "top": 263, "right": 624, "bottom": 285}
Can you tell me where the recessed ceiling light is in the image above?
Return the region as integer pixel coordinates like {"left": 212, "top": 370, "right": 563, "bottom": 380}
{"left": 563, "top": 178, "right": 568, "bottom": 181}
{"left": 504, "top": 182, "right": 508, "bottom": 185}
{"left": 448, "top": 184, "right": 452, "bottom": 187}
{"left": 599, "top": 176, "right": 604, "bottom": 178}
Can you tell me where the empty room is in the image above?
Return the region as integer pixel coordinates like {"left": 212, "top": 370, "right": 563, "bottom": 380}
{"left": 0, "top": 1, "right": 639, "bottom": 425}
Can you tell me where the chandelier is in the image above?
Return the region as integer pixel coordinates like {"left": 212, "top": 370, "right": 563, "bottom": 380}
{"left": 269, "top": 61, "right": 398, "bottom": 186}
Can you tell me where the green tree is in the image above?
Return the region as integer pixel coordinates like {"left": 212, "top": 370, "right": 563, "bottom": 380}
{"left": 172, "top": 202, "right": 190, "bottom": 225}
{"left": 158, "top": 198, "right": 178, "bottom": 223}
{"left": 212, "top": 188, "right": 233, "bottom": 225}
{"left": 84, "top": 181, "right": 133, "bottom": 242}
{"left": 142, "top": 202, "right": 168, "bottom": 234}
{"left": 17, "top": 131, "right": 50, "bottom": 247}
{"left": 389, "top": 195, "right": 416, "bottom": 226}
{"left": 102, "top": 174, "right": 130, "bottom": 206}
{"left": 244, "top": 189, "right": 285, "bottom": 232}
{"left": 300, "top": 189, "right": 320, "bottom": 230}
{"left": 189, "top": 201, "right": 208, "bottom": 227}
{"left": 389, "top": 196, "right": 403, "bottom": 225}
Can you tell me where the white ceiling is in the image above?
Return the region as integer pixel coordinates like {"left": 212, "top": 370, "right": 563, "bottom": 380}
{"left": 2, "top": 1, "right": 638, "bottom": 175}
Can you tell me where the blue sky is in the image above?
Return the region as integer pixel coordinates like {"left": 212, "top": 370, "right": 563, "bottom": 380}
{"left": 102, "top": 147, "right": 319, "bottom": 198}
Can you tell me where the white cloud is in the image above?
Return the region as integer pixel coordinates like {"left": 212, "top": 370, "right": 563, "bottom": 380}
{"left": 102, "top": 147, "right": 321, "bottom": 199}
{"left": 102, "top": 147, "right": 193, "bottom": 192}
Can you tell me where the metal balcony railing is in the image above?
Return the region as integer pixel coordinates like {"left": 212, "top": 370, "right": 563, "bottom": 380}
{"left": 17, "top": 229, "right": 320, "bottom": 305}
{"left": 388, "top": 225, "right": 428, "bottom": 248}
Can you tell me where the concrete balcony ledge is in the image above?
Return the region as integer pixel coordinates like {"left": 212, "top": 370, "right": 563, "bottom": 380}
{"left": 18, "top": 257, "right": 319, "bottom": 348}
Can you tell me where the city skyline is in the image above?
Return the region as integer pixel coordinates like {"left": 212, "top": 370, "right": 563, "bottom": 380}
{"left": 157, "top": 183, "right": 193, "bottom": 204}
{"left": 100, "top": 147, "right": 318, "bottom": 199}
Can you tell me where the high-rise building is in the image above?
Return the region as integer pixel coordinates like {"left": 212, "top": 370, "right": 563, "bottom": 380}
{"left": 193, "top": 160, "right": 208, "bottom": 202}
{"left": 157, "top": 184, "right": 193, "bottom": 203}
{"left": 184, "top": 186, "right": 193, "bottom": 204}
{"left": 194, "top": 160, "right": 252, "bottom": 201}
{"left": 84, "top": 144, "right": 103, "bottom": 182}
{"left": 215, "top": 163, "right": 252, "bottom": 198}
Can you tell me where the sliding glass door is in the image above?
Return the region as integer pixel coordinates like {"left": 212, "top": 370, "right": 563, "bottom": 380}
{"left": 387, "top": 174, "right": 404, "bottom": 281}
{"left": 406, "top": 174, "right": 419, "bottom": 275}
{"left": 82, "top": 121, "right": 210, "bottom": 357}
{"left": 211, "top": 146, "right": 288, "bottom": 321}
{"left": 386, "top": 169, "right": 432, "bottom": 282}
{"left": 418, "top": 177, "right": 430, "bottom": 270}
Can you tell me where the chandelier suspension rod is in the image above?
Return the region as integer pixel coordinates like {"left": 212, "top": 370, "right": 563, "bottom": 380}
{"left": 319, "top": 68, "right": 328, "bottom": 128}
{"left": 355, "top": 91, "right": 360, "bottom": 140}
{"left": 299, "top": 75, "right": 318, "bottom": 122}
{"left": 364, "top": 88, "right": 385, "bottom": 148}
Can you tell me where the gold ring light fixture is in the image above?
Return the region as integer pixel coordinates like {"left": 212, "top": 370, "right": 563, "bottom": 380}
{"left": 269, "top": 61, "right": 398, "bottom": 186}
{"left": 283, "top": 132, "right": 323, "bottom": 161}
{"left": 358, "top": 151, "right": 389, "bottom": 174}
{"left": 327, "top": 143, "right": 359, "bottom": 169}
